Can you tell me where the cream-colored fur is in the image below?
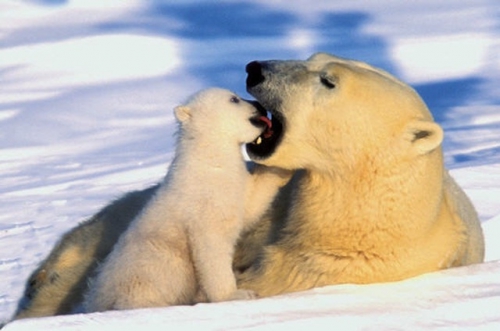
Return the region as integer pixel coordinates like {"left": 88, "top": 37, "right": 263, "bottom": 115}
{"left": 239, "top": 52, "right": 485, "bottom": 296}
{"left": 84, "top": 88, "right": 290, "bottom": 312}
{"left": 13, "top": 53, "right": 485, "bottom": 319}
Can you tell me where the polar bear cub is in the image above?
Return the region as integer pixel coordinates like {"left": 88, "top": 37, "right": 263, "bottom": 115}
{"left": 84, "top": 88, "right": 288, "bottom": 312}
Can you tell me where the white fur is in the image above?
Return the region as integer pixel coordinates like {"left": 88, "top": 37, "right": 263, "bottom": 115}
{"left": 84, "top": 88, "right": 290, "bottom": 311}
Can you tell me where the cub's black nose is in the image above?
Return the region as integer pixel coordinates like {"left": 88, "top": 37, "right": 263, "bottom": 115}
{"left": 246, "top": 61, "right": 265, "bottom": 88}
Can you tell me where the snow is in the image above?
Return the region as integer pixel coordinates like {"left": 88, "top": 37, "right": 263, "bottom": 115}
{"left": 5, "top": 261, "right": 500, "bottom": 330}
{"left": 1, "top": 0, "right": 499, "bottom": 329}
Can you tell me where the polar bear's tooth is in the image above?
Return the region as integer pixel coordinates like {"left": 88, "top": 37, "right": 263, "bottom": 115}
{"left": 255, "top": 136, "right": 262, "bottom": 145}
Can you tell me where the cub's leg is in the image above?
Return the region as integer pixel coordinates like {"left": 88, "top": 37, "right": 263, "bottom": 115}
{"left": 190, "top": 222, "right": 256, "bottom": 302}
{"left": 85, "top": 233, "right": 199, "bottom": 311}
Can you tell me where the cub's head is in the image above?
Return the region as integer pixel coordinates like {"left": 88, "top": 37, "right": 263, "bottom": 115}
{"left": 245, "top": 53, "right": 443, "bottom": 171}
{"left": 174, "top": 88, "right": 272, "bottom": 145}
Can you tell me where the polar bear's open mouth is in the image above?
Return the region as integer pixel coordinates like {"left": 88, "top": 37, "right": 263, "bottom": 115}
{"left": 247, "top": 106, "right": 284, "bottom": 159}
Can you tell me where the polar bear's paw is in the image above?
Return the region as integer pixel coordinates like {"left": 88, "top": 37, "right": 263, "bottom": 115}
{"left": 228, "top": 289, "right": 258, "bottom": 301}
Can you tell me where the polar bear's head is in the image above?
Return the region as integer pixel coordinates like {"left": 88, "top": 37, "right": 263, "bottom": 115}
{"left": 174, "top": 88, "right": 271, "bottom": 145}
{"left": 245, "top": 53, "right": 443, "bottom": 172}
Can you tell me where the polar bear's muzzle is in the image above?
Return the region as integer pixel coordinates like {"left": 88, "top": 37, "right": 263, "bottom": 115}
{"left": 245, "top": 61, "right": 285, "bottom": 160}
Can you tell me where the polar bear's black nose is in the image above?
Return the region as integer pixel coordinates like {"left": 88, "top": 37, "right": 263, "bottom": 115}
{"left": 246, "top": 61, "right": 265, "bottom": 88}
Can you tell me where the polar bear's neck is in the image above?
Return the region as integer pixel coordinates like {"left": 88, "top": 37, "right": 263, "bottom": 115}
{"left": 172, "top": 135, "right": 245, "bottom": 170}
{"left": 150, "top": 134, "right": 248, "bottom": 219}
{"left": 292, "top": 152, "right": 445, "bottom": 251}
{"left": 162, "top": 135, "right": 248, "bottom": 194}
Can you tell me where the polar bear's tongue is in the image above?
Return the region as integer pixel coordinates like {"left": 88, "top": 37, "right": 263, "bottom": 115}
{"left": 258, "top": 115, "right": 273, "bottom": 138}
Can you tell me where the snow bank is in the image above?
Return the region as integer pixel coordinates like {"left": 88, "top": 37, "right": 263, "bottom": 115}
{"left": 5, "top": 261, "right": 500, "bottom": 330}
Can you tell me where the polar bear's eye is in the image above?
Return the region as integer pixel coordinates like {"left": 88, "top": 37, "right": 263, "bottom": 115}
{"left": 320, "top": 75, "right": 336, "bottom": 89}
{"left": 230, "top": 96, "right": 240, "bottom": 103}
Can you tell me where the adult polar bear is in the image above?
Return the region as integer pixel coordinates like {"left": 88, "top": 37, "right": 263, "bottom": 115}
{"left": 13, "top": 52, "right": 484, "bottom": 319}
{"left": 237, "top": 52, "right": 484, "bottom": 295}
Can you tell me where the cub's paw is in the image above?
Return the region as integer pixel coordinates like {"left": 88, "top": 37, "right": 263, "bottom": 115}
{"left": 228, "top": 289, "right": 258, "bottom": 301}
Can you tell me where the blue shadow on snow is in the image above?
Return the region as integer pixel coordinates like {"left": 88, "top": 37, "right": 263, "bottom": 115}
{"left": 414, "top": 77, "right": 483, "bottom": 124}
{"left": 119, "top": 2, "right": 396, "bottom": 96}
{"left": 40, "top": 1, "right": 482, "bottom": 125}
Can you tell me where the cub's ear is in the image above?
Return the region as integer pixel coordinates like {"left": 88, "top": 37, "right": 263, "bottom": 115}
{"left": 405, "top": 120, "right": 443, "bottom": 155}
{"left": 174, "top": 105, "right": 191, "bottom": 123}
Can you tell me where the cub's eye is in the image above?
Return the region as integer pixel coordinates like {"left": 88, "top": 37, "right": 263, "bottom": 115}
{"left": 320, "top": 75, "right": 336, "bottom": 89}
{"left": 230, "top": 96, "right": 240, "bottom": 103}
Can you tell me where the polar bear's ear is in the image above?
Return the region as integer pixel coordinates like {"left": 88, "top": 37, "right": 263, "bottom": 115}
{"left": 405, "top": 120, "right": 443, "bottom": 155}
{"left": 308, "top": 52, "right": 336, "bottom": 62}
{"left": 174, "top": 106, "right": 191, "bottom": 123}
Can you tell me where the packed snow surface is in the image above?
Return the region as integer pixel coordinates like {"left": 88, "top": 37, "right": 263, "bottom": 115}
{"left": 1, "top": 0, "right": 499, "bottom": 329}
